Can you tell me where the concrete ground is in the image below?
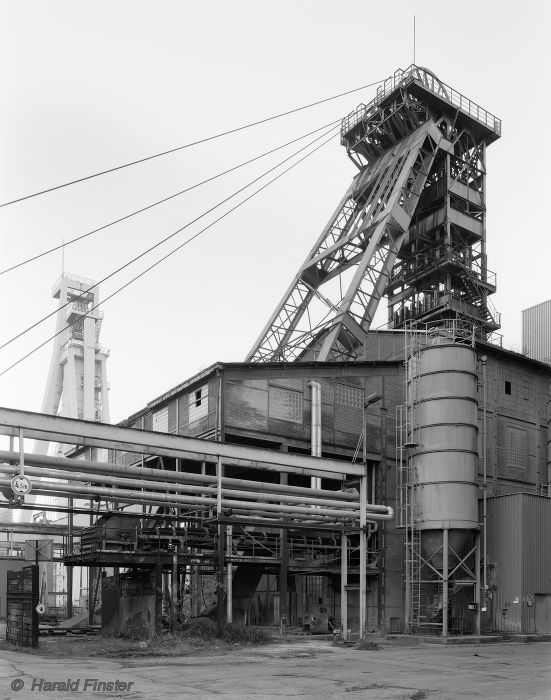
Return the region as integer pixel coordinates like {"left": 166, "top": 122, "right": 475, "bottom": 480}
{"left": 0, "top": 637, "right": 549, "bottom": 699}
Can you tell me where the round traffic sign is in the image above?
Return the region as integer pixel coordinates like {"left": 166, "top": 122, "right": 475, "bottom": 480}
{"left": 11, "top": 475, "right": 31, "bottom": 496}
{"left": 36, "top": 603, "right": 46, "bottom": 615}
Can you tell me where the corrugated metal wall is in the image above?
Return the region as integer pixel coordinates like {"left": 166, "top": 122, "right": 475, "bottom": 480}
{"left": 486, "top": 493, "right": 551, "bottom": 633}
{"left": 522, "top": 299, "right": 551, "bottom": 364}
{"left": 522, "top": 495, "right": 551, "bottom": 633}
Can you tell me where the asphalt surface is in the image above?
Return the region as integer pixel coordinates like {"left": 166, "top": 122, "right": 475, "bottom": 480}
{"left": 0, "top": 638, "right": 549, "bottom": 699}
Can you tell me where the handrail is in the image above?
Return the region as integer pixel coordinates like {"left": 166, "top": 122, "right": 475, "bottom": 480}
{"left": 341, "top": 64, "right": 501, "bottom": 142}
{"left": 389, "top": 242, "right": 497, "bottom": 288}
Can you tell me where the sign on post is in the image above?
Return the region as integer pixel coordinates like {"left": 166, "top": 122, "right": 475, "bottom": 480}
{"left": 11, "top": 475, "right": 31, "bottom": 496}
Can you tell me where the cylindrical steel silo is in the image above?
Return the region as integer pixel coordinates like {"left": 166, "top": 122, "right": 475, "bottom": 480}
{"left": 408, "top": 337, "right": 479, "bottom": 564}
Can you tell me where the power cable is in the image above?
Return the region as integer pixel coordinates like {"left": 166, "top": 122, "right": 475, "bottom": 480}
{"left": 0, "top": 116, "right": 343, "bottom": 276}
{"left": 0, "top": 129, "right": 337, "bottom": 378}
{"left": 0, "top": 123, "right": 341, "bottom": 353}
{"left": 0, "top": 78, "right": 384, "bottom": 208}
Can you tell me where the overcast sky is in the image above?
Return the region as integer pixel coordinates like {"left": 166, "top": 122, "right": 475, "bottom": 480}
{"left": 1, "top": 0, "right": 550, "bottom": 425}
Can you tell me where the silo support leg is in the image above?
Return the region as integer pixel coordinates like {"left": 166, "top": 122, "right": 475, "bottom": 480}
{"left": 442, "top": 528, "right": 449, "bottom": 638}
{"left": 475, "top": 532, "right": 481, "bottom": 635}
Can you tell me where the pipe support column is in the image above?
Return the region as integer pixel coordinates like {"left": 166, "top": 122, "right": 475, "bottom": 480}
{"left": 341, "top": 533, "right": 348, "bottom": 640}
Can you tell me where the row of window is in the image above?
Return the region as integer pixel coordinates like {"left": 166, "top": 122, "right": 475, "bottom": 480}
{"left": 151, "top": 384, "right": 209, "bottom": 433}
{"left": 503, "top": 378, "right": 531, "bottom": 400}
{"left": 149, "top": 382, "right": 366, "bottom": 433}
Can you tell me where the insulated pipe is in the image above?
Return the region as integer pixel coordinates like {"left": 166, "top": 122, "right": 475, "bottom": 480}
{"left": 0, "top": 465, "right": 359, "bottom": 511}
{"left": 0, "top": 475, "right": 394, "bottom": 520}
{"left": 218, "top": 508, "right": 358, "bottom": 523}
{"left": 308, "top": 381, "right": 322, "bottom": 491}
{"left": 0, "top": 477, "right": 363, "bottom": 520}
{"left": 0, "top": 450, "right": 359, "bottom": 502}
{"left": 0, "top": 453, "right": 392, "bottom": 512}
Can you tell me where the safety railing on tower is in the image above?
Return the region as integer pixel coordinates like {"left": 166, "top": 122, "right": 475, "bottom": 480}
{"left": 341, "top": 65, "right": 501, "bottom": 142}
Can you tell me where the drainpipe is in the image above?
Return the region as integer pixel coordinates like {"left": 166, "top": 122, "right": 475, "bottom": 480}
{"left": 308, "top": 381, "right": 322, "bottom": 491}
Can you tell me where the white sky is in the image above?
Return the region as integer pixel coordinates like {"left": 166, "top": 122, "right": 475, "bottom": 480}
{"left": 1, "top": 0, "right": 550, "bottom": 425}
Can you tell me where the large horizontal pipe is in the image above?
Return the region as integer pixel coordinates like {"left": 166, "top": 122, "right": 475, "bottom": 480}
{"left": 0, "top": 460, "right": 394, "bottom": 520}
{"left": 0, "top": 464, "right": 357, "bottom": 510}
{"left": 0, "top": 478, "right": 362, "bottom": 520}
{"left": 0, "top": 407, "right": 364, "bottom": 477}
{"left": 217, "top": 507, "right": 356, "bottom": 523}
{"left": 0, "top": 450, "right": 367, "bottom": 505}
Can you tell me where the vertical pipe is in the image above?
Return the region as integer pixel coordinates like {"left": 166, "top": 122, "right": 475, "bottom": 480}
{"left": 280, "top": 530, "right": 288, "bottom": 636}
{"left": 18, "top": 429, "right": 25, "bottom": 477}
{"left": 217, "top": 371, "right": 223, "bottom": 443}
{"left": 359, "top": 471, "right": 367, "bottom": 640}
{"left": 340, "top": 533, "right": 348, "bottom": 639}
{"left": 171, "top": 546, "right": 178, "bottom": 631}
{"left": 481, "top": 356, "right": 488, "bottom": 592}
{"left": 308, "top": 381, "right": 322, "bottom": 491}
{"left": 216, "top": 457, "right": 222, "bottom": 515}
{"left": 279, "top": 470, "right": 288, "bottom": 636}
{"left": 379, "top": 392, "right": 387, "bottom": 633}
{"left": 67, "top": 498, "right": 73, "bottom": 620}
{"left": 217, "top": 524, "right": 225, "bottom": 635}
{"left": 226, "top": 526, "right": 233, "bottom": 624}
{"left": 442, "top": 528, "right": 449, "bottom": 638}
{"left": 216, "top": 454, "right": 224, "bottom": 634}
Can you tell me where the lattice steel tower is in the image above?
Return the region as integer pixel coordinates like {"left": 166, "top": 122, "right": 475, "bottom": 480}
{"left": 247, "top": 66, "right": 501, "bottom": 362}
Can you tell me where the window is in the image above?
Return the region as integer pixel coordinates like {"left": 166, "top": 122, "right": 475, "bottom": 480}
{"left": 335, "top": 383, "right": 364, "bottom": 434}
{"left": 521, "top": 379, "right": 530, "bottom": 402}
{"left": 335, "top": 383, "right": 364, "bottom": 408}
{"left": 268, "top": 386, "right": 303, "bottom": 423}
{"left": 505, "top": 380, "right": 511, "bottom": 395}
{"left": 152, "top": 406, "right": 169, "bottom": 432}
{"left": 188, "top": 384, "right": 209, "bottom": 423}
{"left": 507, "top": 426, "right": 526, "bottom": 468}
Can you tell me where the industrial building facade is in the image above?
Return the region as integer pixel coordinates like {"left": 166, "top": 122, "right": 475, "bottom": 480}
{"left": 108, "top": 328, "right": 551, "bottom": 635}
{"left": 2, "top": 65, "right": 550, "bottom": 641}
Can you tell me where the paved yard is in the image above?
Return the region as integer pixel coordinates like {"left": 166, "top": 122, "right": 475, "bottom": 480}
{"left": 0, "top": 638, "right": 549, "bottom": 699}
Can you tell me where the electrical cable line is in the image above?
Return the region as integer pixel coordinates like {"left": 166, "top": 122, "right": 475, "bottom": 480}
{"left": 0, "top": 116, "right": 343, "bottom": 277}
{"left": 0, "top": 129, "right": 338, "bottom": 378}
{"left": 0, "top": 122, "right": 341, "bottom": 353}
{"left": 0, "top": 78, "right": 384, "bottom": 208}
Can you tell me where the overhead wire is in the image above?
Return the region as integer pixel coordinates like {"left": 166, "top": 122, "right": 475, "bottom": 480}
{"left": 0, "top": 122, "right": 340, "bottom": 352}
{"left": 0, "top": 125, "right": 340, "bottom": 375}
{"left": 0, "top": 78, "right": 384, "bottom": 208}
{"left": 0, "top": 116, "right": 344, "bottom": 277}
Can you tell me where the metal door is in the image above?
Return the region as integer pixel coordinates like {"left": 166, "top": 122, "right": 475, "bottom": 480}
{"left": 535, "top": 595, "right": 551, "bottom": 634}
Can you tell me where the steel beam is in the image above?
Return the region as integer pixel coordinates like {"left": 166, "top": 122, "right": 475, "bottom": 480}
{"left": 0, "top": 407, "right": 362, "bottom": 477}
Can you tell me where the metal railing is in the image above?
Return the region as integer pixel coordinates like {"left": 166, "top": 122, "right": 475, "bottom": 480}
{"left": 52, "top": 272, "right": 98, "bottom": 298}
{"left": 341, "top": 65, "right": 501, "bottom": 141}
{"left": 389, "top": 242, "right": 497, "bottom": 289}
